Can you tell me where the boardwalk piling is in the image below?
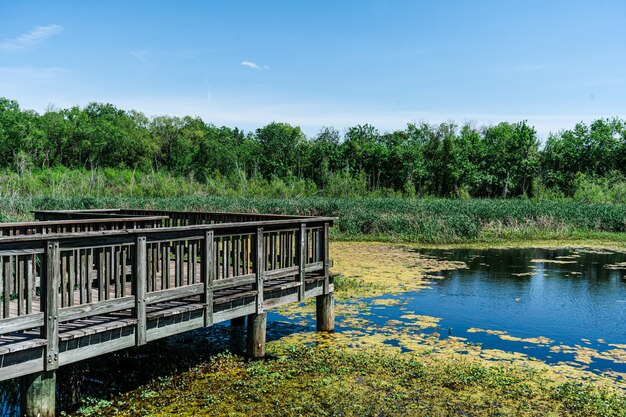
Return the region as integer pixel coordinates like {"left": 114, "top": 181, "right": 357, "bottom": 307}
{"left": 230, "top": 316, "right": 246, "bottom": 354}
{"left": 316, "top": 292, "right": 335, "bottom": 332}
{"left": 20, "top": 370, "right": 56, "bottom": 417}
{"left": 246, "top": 312, "right": 266, "bottom": 359}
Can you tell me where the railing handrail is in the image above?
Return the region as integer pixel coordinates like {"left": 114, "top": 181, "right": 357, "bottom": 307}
{"left": 0, "top": 216, "right": 169, "bottom": 229}
{"left": 0, "top": 216, "right": 335, "bottom": 246}
{"left": 33, "top": 208, "right": 316, "bottom": 220}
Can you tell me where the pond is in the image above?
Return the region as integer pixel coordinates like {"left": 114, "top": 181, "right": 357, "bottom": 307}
{"left": 271, "top": 247, "right": 626, "bottom": 378}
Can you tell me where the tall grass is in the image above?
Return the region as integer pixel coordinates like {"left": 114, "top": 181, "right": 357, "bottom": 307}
{"left": 0, "top": 168, "right": 379, "bottom": 199}
{"left": 1, "top": 195, "right": 625, "bottom": 243}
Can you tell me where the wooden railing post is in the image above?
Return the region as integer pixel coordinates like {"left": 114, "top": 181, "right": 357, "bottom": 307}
{"left": 322, "top": 222, "right": 330, "bottom": 294}
{"left": 22, "top": 241, "right": 60, "bottom": 417}
{"left": 298, "top": 223, "right": 306, "bottom": 300}
{"left": 2, "top": 256, "right": 10, "bottom": 317}
{"left": 204, "top": 230, "right": 215, "bottom": 326}
{"left": 135, "top": 236, "right": 147, "bottom": 346}
{"left": 255, "top": 227, "right": 264, "bottom": 313}
{"left": 43, "top": 241, "right": 59, "bottom": 371}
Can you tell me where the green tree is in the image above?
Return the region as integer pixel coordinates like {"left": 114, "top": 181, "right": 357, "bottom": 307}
{"left": 255, "top": 122, "right": 305, "bottom": 179}
{"left": 482, "top": 121, "right": 539, "bottom": 197}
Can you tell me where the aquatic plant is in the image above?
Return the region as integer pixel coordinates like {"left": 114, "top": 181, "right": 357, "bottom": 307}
{"left": 68, "top": 343, "right": 626, "bottom": 417}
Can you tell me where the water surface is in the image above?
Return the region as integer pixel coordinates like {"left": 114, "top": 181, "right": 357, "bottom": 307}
{"left": 272, "top": 247, "right": 626, "bottom": 376}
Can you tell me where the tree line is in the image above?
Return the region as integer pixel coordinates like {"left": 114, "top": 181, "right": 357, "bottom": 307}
{"left": 1, "top": 97, "right": 625, "bottom": 198}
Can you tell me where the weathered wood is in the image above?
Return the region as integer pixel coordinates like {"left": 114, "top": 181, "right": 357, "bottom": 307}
{"left": 43, "top": 241, "right": 60, "bottom": 371}
{"left": 145, "top": 309, "right": 204, "bottom": 342}
{"left": 135, "top": 236, "right": 147, "bottom": 345}
{"left": 147, "top": 243, "right": 154, "bottom": 292}
{"left": 298, "top": 224, "right": 306, "bottom": 300}
{"left": 262, "top": 289, "right": 299, "bottom": 309}
{"left": 17, "top": 256, "right": 24, "bottom": 315}
{"left": 0, "top": 334, "right": 47, "bottom": 356}
{"left": 2, "top": 257, "right": 10, "bottom": 318}
{"left": 264, "top": 262, "right": 325, "bottom": 281}
{"left": 0, "top": 216, "right": 169, "bottom": 238}
{"left": 0, "top": 312, "right": 45, "bottom": 335}
{"left": 323, "top": 222, "right": 330, "bottom": 294}
{"left": 20, "top": 370, "right": 56, "bottom": 417}
{"left": 0, "top": 348, "right": 45, "bottom": 381}
{"left": 86, "top": 249, "right": 93, "bottom": 303}
{"left": 213, "top": 273, "right": 256, "bottom": 291}
{"left": 246, "top": 312, "right": 266, "bottom": 359}
{"left": 144, "top": 283, "right": 203, "bottom": 305}
{"left": 58, "top": 296, "right": 134, "bottom": 322}
{"left": 204, "top": 230, "right": 215, "bottom": 326}
{"left": 255, "top": 228, "right": 264, "bottom": 313}
{"left": 26, "top": 256, "right": 34, "bottom": 314}
{"left": 68, "top": 250, "right": 75, "bottom": 307}
{"left": 316, "top": 292, "right": 335, "bottom": 332}
{"left": 1, "top": 215, "right": 334, "bottom": 245}
{"left": 121, "top": 246, "right": 127, "bottom": 297}
{"left": 58, "top": 316, "right": 137, "bottom": 342}
{"left": 105, "top": 247, "right": 111, "bottom": 300}
{"left": 212, "top": 302, "right": 256, "bottom": 324}
{"left": 58, "top": 326, "right": 136, "bottom": 365}
{"left": 97, "top": 248, "right": 105, "bottom": 301}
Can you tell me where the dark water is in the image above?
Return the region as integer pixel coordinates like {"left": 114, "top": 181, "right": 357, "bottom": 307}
{"left": 271, "top": 247, "right": 626, "bottom": 376}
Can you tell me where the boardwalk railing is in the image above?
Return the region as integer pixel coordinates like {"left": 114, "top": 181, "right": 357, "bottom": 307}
{"left": 0, "top": 215, "right": 333, "bottom": 383}
{"left": 0, "top": 216, "right": 168, "bottom": 237}
{"left": 33, "top": 208, "right": 306, "bottom": 226}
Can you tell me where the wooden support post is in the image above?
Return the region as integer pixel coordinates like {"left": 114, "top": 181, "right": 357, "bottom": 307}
{"left": 44, "top": 241, "right": 59, "bottom": 371}
{"left": 20, "top": 370, "right": 56, "bottom": 417}
{"left": 316, "top": 292, "right": 335, "bottom": 332}
{"left": 246, "top": 312, "right": 266, "bottom": 359}
{"left": 255, "top": 227, "right": 264, "bottom": 313}
{"left": 204, "top": 230, "right": 214, "bottom": 326}
{"left": 135, "top": 236, "right": 147, "bottom": 346}
{"left": 298, "top": 223, "right": 306, "bottom": 300}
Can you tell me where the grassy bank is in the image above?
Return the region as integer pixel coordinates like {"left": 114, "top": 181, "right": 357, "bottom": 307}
{"left": 0, "top": 196, "right": 625, "bottom": 244}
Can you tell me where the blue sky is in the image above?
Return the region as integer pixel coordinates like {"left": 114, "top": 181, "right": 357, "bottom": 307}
{"left": 1, "top": 1, "right": 625, "bottom": 137}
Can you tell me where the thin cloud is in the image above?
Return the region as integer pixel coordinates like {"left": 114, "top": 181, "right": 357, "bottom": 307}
{"left": 0, "top": 24, "right": 64, "bottom": 51}
{"left": 131, "top": 48, "right": 151, "bottom": 65}
{"left": 241, "top": 60, "right": 268, "bottom": 70}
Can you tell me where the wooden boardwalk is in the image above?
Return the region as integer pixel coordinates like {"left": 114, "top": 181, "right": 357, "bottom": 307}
{"left": 0, "top": 209, "right": 335, "bottom": 416}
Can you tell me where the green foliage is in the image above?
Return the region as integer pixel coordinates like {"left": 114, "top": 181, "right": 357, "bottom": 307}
{"left": 3, "top": 97, "right": 626, "bottom": 199}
